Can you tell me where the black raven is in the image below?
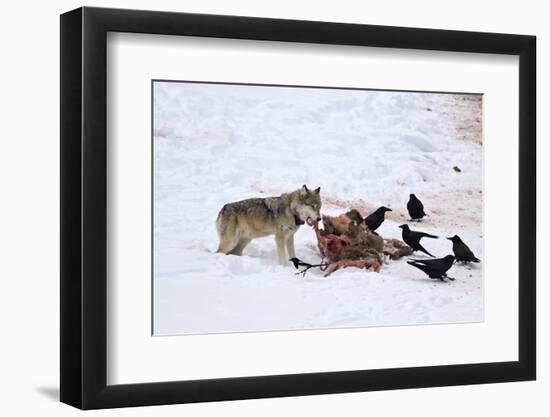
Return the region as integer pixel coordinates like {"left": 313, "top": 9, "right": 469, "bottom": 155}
{"left": 398, "top": 224, "right": 437, "bottom": 257}
{"left": 407, "top": 193, "right": 426, "bottom": 221}
{"left": 407, "top": 255, "right": 456, "bottom": 281}
{"left": 447, "top": 235, "right": 480, "bottom": 263}
{"left": 364, "top": 206, "right": 392, "bottom": 233}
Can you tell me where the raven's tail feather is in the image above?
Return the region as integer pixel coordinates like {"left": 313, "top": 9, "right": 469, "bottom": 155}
{"left": 407, "top": 261, "right": 430, "bottom": 275}
{"left": 417, "top": 244, "right": 434, "bottom": 257}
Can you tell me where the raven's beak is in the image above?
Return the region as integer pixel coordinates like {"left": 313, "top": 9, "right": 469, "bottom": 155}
{"left": 446, "top": 237, "right": 452, "bottom": 240}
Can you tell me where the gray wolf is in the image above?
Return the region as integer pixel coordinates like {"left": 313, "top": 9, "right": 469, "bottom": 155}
{"left": 215, "top": 185, "right": 322, "bottom": 265}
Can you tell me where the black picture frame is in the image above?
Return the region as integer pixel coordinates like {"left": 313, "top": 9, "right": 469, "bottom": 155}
{"left": 60, "top": 6, "right": 536, "bottom": 410}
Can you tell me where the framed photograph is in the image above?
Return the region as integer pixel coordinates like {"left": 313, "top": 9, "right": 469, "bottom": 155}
{"left": 60, "top": 6, "right": 536, "bottom": 409}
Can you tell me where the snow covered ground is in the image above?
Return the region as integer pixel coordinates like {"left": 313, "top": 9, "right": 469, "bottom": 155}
{"left": 153, "top": 81, "right": 483, "bottom": 336}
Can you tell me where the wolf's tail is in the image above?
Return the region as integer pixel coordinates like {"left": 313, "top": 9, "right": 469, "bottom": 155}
{"left": 215, "top": 208, "right": 225, "bottom": 238}
{"left": 215, "top": 209, "right": 226, "bottom": 253}
{"left": 215, "top": 206, "right": 240, "bottom": 254}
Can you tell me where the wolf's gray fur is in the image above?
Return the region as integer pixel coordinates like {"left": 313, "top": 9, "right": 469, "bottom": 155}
{"left": 216, "top": 185, "right": 322, "bottom": 264}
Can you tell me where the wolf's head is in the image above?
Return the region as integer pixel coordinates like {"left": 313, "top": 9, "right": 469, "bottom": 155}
{"left": 291, "top": 185, "right": 322, "bottom": 224}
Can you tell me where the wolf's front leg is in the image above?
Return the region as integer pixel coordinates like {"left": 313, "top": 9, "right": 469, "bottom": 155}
{"left": 275, "top": 233, "right": 287, "bottom": 265}
{"left": 286, "top": 233, "right": 296, "bottom": 259}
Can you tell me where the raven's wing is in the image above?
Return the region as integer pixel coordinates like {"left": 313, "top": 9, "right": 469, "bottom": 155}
{"left": 364, "top": 213, "right": 380, "bottom": 230}
{"left": 458, "top": 242, "right": 475, "bottom": 258}
{"left": 456, "top": 243, "right": 480, "bottom": 262}
{"left": 408, "top": 199, "right": 425, "bottom": 215}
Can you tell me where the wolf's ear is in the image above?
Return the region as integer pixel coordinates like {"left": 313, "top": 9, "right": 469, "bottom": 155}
{"left": 301, "top": 184, "right": 309, "bottom": 194}
{"left": 314, "top": 187, "right": 321, "bottom": 194}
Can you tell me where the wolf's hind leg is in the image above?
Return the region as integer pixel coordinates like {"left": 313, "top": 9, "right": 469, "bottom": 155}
{"left": 228, "top": 238, "right": 251, "bottom": 256}
{"left": 216, "top": 235, "right": 240, "bottom": 254}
